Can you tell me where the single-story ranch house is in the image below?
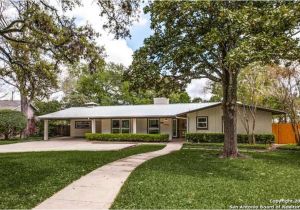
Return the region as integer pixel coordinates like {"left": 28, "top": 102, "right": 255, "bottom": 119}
{"left": 38, "top": 98, "right": 284, "bottom": 140}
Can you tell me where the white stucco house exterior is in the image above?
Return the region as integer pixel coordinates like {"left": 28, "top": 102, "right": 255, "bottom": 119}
{"left": 38, "top": 98, "right": 284, "bottom": 140}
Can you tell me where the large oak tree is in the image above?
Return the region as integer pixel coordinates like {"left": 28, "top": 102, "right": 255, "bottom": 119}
{"left": 0, "top": 0, "right": 140, "bottom": 135}
{"left": 128, "top": 1, "right": 300, "bottom": 157}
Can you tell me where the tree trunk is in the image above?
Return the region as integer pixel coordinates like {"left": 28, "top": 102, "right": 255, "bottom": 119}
{"left": 291, "top": 122, "right": 300, "bottom": 145}
{"left": 249, "top": 106, "right": 257, "bottom": 144}
{"left": 20, "top": 94, "right": 30, "bottom": 137}
{"left": 248, "top": 133, "right": 255, "bottom": 144}
{"left": 4, "top": 133, "right": 9, "bottom": 140}
{"left": 222, "top": 70, "right": 239, "bottom": 158}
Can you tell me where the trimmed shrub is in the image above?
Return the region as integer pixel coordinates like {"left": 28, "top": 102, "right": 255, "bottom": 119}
{"left": 186, "top": 133, "right": 224, "bottom": 143}
{"left": 0, "top": 109, "right": 27, "bottom": 139}
{"left": 186, "top": 133, "right": 275, "bottom": 144}
{"left": 85, "top": 133, "right": 169, "bottom": 142}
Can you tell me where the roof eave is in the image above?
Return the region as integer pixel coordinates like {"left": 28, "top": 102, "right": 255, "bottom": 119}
{"left": 38, "top": 115, "right": 177, "bottom": 120}
{"left": 176, "top": 102, "right": 222, "bottom": 116}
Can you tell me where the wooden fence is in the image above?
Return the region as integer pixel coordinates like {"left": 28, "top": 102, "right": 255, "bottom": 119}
{"left": 272, "top": 123, "right": 300, "bottom": 144}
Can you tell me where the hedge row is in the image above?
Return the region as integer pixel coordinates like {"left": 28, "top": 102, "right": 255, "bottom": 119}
{"left": 186, "top": 133, "right": 275, "bottom": 144}
{"left": 85, "top": 133, "right": 169, "bottom": 142}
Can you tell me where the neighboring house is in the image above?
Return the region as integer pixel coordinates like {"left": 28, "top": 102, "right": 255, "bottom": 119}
{"left": 0, "top": 100, "right": 37, "bottom": 134}
{"left": 38, "top": 98, "right": 284, "bottom": 140}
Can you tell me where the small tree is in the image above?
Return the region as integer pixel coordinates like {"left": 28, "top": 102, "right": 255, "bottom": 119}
{"left": 268, "top": 64, "right": 300, "bottom": 145}
{"left": 0, "top": 110, "right": 26, "bottom": 140}
{"left": 237, "top": 63, "right": 271, "bottom": 144}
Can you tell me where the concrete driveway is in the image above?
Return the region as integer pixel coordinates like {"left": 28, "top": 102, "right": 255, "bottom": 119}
{"left": 0, "top": 138, "right": 137, "bottom": 153}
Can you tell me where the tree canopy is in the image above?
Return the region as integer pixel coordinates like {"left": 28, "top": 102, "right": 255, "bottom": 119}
{"left": 128, "top": 1, "right": 300, "bottom": 157}
{"left": 0, "top": 0, "right": 141, "bottom": 135}
{"left": 62, "top": 63, "right": 191, "bottom": 107}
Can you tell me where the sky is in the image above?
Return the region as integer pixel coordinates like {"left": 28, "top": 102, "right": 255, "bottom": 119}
{"left": 1, "top": 0, "right": 210, "bottom": 101}
{"left": 64, "top": 0, "right": 210, "bottom": 100}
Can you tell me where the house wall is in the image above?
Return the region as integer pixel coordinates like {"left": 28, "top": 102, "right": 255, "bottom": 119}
{"left": 101, "top": 119, "right": 111, "bottom": 134}
{"left": 160, "top": 118, "right": 173, "bottom": 140}
{"left": 135, "top": 118, "right": 173, "bottom": 140}
{"left": 96, "top": 120, "right": 101, "bottom": 133}
{"left": 187, "top": 106, "right": 223, "bottom": 133}
{"left": 187, "top": 105, "right": 273, "bottom": 134}
{"left": 70, "top": 119, "right": 91, "bottom": 137}
{"left": 136, "top": 118, "right": 147, "bottom": 134}
{"left": 237, "top": 109, "right": 272, "bottom": 134}
{"left": 68, "top": 117, "right": 178, "bottom": 139}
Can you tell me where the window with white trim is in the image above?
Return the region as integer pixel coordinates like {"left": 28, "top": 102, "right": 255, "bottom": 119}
{"left": 196, "top": 116, "right": 208, "bottom": 129}
{"left": 148, "top": 119, "right": 160, "bottom": 134}
{"left": 112, "top": 119, "right": 130, "bottom": 133}
{"left": 75, "top": 121, "right": 91, "bottom": 129}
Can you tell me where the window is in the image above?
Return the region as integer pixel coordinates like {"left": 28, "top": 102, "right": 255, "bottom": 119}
{"left": 112, "top": 119, "right": 130, "bottom": 133}
{"left": 121, "top": 120, "right": 130, "bottom": 133}
{"left": 172, "top": 119, "right": 177, "bottom": 137}
{"left": 112, "top": 119, "right": 120, "bottom": 133}
{"left": 148, "top": 119, "right": 160, "bottom": 134}
{"left": 196, "top": 116, "right": 208, "bottom": 129}
{"left": 75, "top": 121, "right": 91, "bottom": 129}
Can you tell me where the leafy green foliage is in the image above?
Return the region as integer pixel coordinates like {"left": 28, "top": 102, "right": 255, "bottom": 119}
{"left": 0, "top": 144, "right": 164, "bottom": 209}
{"left": 62, "top": 63, "right": 154, "bottom": 106}
{"left": 186, "top": 133, "right": 274, "bottom": 144}
{"left": 85, "top": 133, "right": 169, "bottom": 142}
{"left": 62, "top": 63, "right": 191, "bottom": 107}
{"left": 127, "top": 1, "right": 300, "bottom": 156}
{"left": 169, "top": 92, "right": 190, "bottom": 103}
{"left": 35, "top": 101, "right": 62, "bottom": 116}
{"left": 129, "top": 1, "right": 300, "bottom": 90}
{"left": 0, "top": 110, "right": 26, "bottom": 139}
{"left": 112, "top": 149, "right": 300, "bottom": 209}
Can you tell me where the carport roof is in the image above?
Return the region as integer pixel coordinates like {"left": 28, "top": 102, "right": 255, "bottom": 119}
{"left": 38, "top": 102, "right": 221, "bottom": 119}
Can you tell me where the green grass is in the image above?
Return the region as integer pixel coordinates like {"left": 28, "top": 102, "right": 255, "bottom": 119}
{"left": 112, "top": 149, "right": 300, "bottom": 209}
{"left": 0, "top": 144, "right": 164, "bottom": 209}
{"left": 277, "top": 144, "right": 300, "bottom": 151}
{"left": 184, "top": 142, "right": 269, "bottom": 150}
{"left": 0, "top": 136, "right": 42, "bottom": 145}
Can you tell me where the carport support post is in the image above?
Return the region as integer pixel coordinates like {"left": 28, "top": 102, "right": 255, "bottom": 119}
{"left": 91, "top": 119, "right": 96, "bottom": 133}
{"left": 132, "top": 118, "right": 137, "bottom": 134}
{"left": 44, "top": 120, "right": 49, "bottom": 140}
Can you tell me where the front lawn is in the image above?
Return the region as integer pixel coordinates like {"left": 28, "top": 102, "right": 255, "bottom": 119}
{"left": 0, "top": 144, "right": 164, "bottom": 209}
{"left": 112, "top": 148, "right": 300, "bottom": 209}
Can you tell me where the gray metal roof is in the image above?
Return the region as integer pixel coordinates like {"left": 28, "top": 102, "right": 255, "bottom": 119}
{"left": 38, "top": 102, "right": 221, "bottom": 119}
{"left": 38, "top": 101, "right": 285, "bottom": 120}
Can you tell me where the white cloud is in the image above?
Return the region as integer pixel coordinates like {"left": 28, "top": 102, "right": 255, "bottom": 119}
{"left": 186, "top": 79, "right": 212, "bottom": 100}
{"left": 67, "top": 0, "right": 134, "bottom": 67}
{"left": 133, "top": 15, "right": 148, "bottom": 26}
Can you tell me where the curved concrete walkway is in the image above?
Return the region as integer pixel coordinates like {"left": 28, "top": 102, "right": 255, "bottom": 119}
{"left": 34, "top": 142, "right": 183, "bottom": 210}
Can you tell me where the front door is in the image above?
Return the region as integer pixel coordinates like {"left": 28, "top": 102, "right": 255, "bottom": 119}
{"left": 172, "top": 119, "right": 178, "bottom": 138}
